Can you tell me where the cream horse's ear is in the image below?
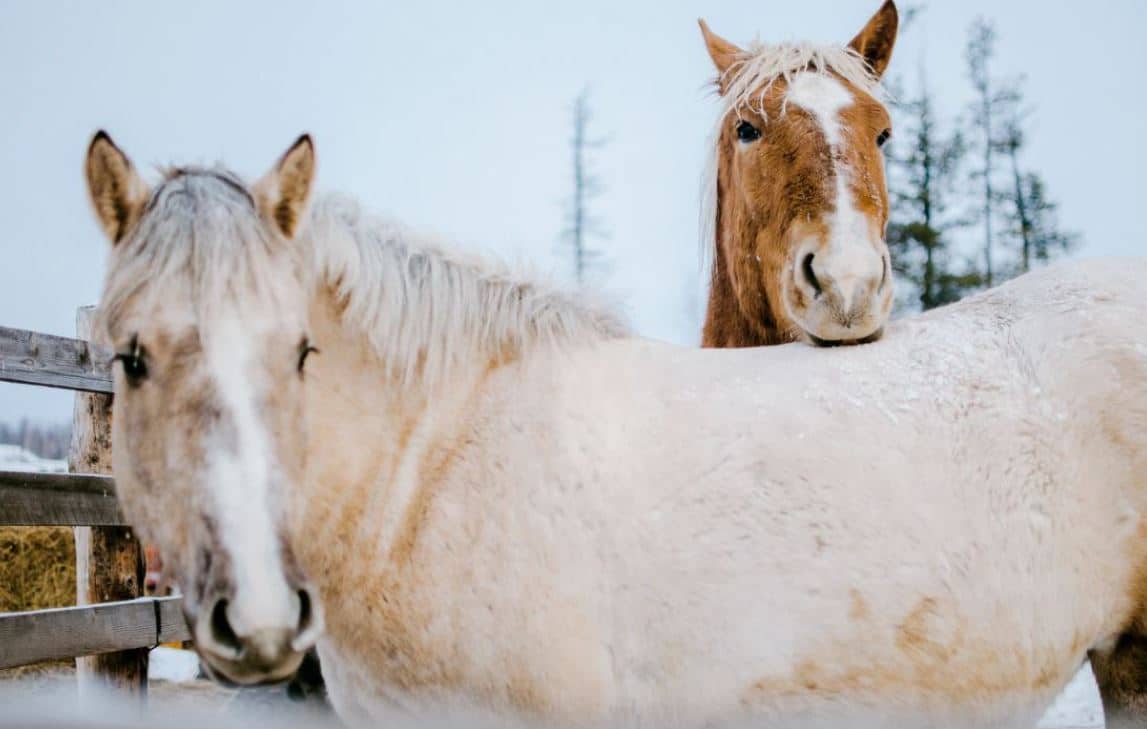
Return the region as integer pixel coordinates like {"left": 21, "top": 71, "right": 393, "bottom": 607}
{"left": 848, "top": 0, "right": 899, "bottom": 79}
{"left": 698, "top": 19, "right": 745, "bottom": 90}
{"left": 255, "top": 134, "right": 316, "bottom": 239}
{"left": 85, "top": 131, "right": 149, "bottom": 245}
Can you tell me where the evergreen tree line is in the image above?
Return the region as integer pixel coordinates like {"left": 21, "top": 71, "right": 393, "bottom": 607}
{"left": 885, "top": 15, "right": 1078, "bottom": 311}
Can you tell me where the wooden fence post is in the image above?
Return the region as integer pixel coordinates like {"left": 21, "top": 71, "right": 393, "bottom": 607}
{"left": 70, "top": 306, "right": 148, "bottom": 699}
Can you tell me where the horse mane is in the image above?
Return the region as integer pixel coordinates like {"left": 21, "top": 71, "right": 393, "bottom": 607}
{"left": 99, "top": 168, "right": 628, "bottom": 387}
{"left": 305, "top": 194, "right": 628, "bottom": 385}
{"left": 699, "top": 41, "right": 887, "bottom": 275}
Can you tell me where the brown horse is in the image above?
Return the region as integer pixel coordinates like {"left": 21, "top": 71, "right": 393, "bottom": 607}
{"left": 699, "top": 1, "right": 899, "bottom": 347}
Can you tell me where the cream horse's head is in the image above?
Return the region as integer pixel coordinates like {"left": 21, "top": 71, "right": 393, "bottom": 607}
{"left": 85, "top": 132, "right": 323, "bottom": 685}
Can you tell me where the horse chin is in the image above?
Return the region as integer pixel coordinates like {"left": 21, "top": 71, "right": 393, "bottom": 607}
{"left": 803, "top": 326, "right": 884, "bottom": 348}
{"left": 198, "top": 648, "right": 306, "bottom": 688}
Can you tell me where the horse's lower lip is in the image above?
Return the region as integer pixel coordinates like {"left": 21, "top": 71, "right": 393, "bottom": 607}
{"left": 198, "top": 649, "right": 305, "bottom": 687}
{"left": 806, "top": 327, "right": 884, "bottom": 347}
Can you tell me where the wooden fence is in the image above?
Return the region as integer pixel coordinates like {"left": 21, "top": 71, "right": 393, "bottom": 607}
{"left": 0, "top": 311, "right": 191, "bottom": 696}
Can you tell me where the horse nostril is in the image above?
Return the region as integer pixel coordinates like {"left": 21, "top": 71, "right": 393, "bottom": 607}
{"left": 297, "top": 588, "right": 314, "bottom": 633}
{"left": 292, "top": 585, "right": 324, "bottom": 652}
{"left": 802, "top": 253, "right": 823, "bottom": 297}
{"left": 209, "top": 598, "right": 242, "bottom": 655}
{"left": 879, "top": 255, "right": 889, "bottom": 293}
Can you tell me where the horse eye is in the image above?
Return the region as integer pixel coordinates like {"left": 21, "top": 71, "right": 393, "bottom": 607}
{"left": 297, "top": 338, "right": 319, "bottom": 374}
{"left": 876, "top": 129, "right": 891, "bottom": 147}
{"left": 736, "top": 120, "right": 762, "bottom": 143}
{"left": 113, "top": 338, "right": 148, "bottom": 387}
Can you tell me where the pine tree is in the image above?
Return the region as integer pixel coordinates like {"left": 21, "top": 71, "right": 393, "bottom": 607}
{"left": 886, "top": 67, "right": 977, "bottom": 310}
{"left": 561, "top": 88, "right": 609, "bottom": 285}
{"left": 998, "top": 110, "right": 1078, "bottom": 273}
{"left": 964, "top": 18, "right": 1017, "bottom": 288}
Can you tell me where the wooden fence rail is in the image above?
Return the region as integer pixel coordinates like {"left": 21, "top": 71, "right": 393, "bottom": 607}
{"left": 0, "top": 317, "right": 190, "bottom": 697}
{"left": 0, "top": 597, "right": 190, "bottom": 670}
{"left": 0, "top": 471, "right": 123, "bottom": 526}
{"left": 0, "top": 326, "right": 113, "bottom": 393}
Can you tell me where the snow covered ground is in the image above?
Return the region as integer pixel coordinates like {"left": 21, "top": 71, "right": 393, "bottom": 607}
{"left": 1040, "top": 664, "right": 1104, "bottom": 728}
{"left": 0, "top": 443, "right": 66, "bottom": 473}
{"left": 148, "top": 647, "right": 201, "bottom": 683}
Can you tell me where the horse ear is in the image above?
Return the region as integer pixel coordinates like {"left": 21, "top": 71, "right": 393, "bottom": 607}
{"left": 85, "top": 131, "right": 149, "bottom": 245}
{"left": 848, "top": 0, "right": 899, "bottom": 79}
{"left": 698, "top": 19, "right": 744, "bottom": 83}
{"left": 255, "top": 134, "right": 316, "bottom": 239}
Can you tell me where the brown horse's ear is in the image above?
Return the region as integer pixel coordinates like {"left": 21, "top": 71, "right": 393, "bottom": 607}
{"left": 255, "top": 134, "right": 316, "bottom": 239}
{"left": 698, "top": 19, "right": 745, "bottom": 84}
{"left": 85, "top": 131, "right": 149, "bottom": 245}
{"left": 848, "top": 0, "right": 899, "bottom": 79}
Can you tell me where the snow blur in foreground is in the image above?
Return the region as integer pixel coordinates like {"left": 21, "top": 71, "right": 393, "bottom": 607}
{"left": 0, "top": 660, "right": 1108, "bottom": 729}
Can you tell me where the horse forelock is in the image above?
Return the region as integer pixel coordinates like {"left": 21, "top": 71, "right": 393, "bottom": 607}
{"left": 721, "top": 42, "right": 885, "bottom": 121}
{"left": 98, "top": 168, "right": 305, "bottom": 343}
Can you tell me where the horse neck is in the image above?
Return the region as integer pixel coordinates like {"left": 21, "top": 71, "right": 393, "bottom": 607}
{"left": 701, "top": 170, "right": 788, "bottom": 348}
{"left": 290, "top": 284, "right": 497, "bottom": 570}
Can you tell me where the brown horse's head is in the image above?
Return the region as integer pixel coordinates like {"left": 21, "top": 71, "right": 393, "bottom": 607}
{"left": 84, "top": 132, "right": 323, "bottom": 686}
{"left": 700, "top": 1, "right": 898, "bottom": 347}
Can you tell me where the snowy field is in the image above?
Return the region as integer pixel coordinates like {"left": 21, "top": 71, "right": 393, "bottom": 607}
{"left": 0, "top": 443, "right": 66, "bottom": 473}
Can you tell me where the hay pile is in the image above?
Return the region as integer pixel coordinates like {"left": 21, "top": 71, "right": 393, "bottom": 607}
{"left": 0, "top": 527, "right": 75, "bottom": 612}
{"left": 0, "top": 526, "right": 76, "bottom": 677}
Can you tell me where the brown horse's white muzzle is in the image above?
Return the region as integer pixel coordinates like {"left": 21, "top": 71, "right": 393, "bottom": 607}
{"left": 790, "top": 239, "right": 891, "bottom": 345}
{"left": 194, "top": 583, "right": 323, "bottom": 685}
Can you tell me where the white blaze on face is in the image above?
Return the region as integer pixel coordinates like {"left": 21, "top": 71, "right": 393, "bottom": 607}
{"left": 786, "top": 72, "right": 883, "bottom": 314}
{"left": 203, "top": 314, "right": 297, "bottom": 636}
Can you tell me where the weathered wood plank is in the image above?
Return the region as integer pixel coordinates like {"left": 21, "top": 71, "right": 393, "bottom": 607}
{"left": 155, "top": 596, "right": 190, "bottom": 645}
{"left": 0, "top": 597, "right": 190, "bottom": 669}
{"left": 72, "top": 306, "right": 149, "bottom": 698}
{"left": 0, "top": 325, "right": 113, "bottom": 393}
{"left": 0, "top": 471, "right": 123, "bottom": 526}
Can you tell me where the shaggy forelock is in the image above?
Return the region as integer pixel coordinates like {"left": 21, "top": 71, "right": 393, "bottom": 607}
{"left": 720, "top": 41, "right": 885, "bottom": 122}
{"left": 98, "top": 168, "right": 304, "bottom": 341}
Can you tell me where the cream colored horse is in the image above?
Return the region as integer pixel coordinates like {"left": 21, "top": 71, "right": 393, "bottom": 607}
{"left": 86, "top": 133, "right": 1147, "bottom": 728}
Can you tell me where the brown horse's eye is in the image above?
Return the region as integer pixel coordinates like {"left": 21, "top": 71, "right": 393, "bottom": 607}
{"left": 297, "top": 338, "right": 319, "bottom": 374}
{"left": 736, "top": 120, "right": 762, "bottom": 143}
{"left": 876, "top": 129, "right": 891, "bottom": 147}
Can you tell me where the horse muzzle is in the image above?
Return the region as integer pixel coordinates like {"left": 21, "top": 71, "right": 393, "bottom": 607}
{"left": 192, "top": 583, "right": 323, "bottom": 685}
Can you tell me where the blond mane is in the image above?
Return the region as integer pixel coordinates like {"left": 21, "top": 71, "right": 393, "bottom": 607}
{"left": 304, "top": 194, "right": 628, "bottom": 386}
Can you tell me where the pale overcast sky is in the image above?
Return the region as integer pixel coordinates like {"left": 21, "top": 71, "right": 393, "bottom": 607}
{"left": 1, "top": 0, "right": 1144, "bottom": 424}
